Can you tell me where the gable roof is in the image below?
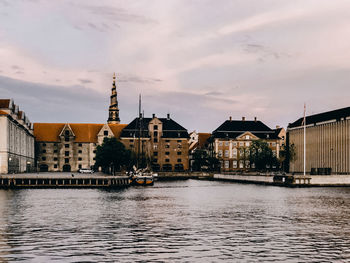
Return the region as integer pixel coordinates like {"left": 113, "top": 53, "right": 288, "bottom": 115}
{"left": 212, "top": 119, "right": 278, "bottom": 139}
{"left": 34, "top": 123, "right": 127, "bottom": 142}
{"left": 121, "top": 117, "right": 189, "bottom": 138}
{"left": 288, "top": 106, "right": 350, "bottom": 128}
{"left": 198, "top": 133, "right": 211, "bottom": 148}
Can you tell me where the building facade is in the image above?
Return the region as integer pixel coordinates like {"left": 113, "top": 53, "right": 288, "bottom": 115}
{"left": 34, "top": 123, "right": 126, "bottom": 172}
{"left": 0, "top": 99, "right": 35, "bottom": 174}
{"left": 120, "top": 114, "right": 190, "bottom": 171}
{"left": 33, "top": 74, "right": 126, "bottom": 172}
{"left": 288, "top": 106, "right": 350, "bottom": 174}
{"left": 212, "top": 117, "right": 282, "bottom": 172}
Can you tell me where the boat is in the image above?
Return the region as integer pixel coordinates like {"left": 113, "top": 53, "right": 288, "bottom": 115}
{"left": 128, "top": 166, "right": 156, "bottom": 186}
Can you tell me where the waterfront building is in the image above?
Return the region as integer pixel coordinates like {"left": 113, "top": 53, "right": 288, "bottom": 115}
{"left": 120, "top": 114, "right": 190, "bottom": 172}
{"left": 34, "top": 123, "right": 126, "bottom": 172}
{"left": 287, "top": 106, "right": 350, "bottom": 174}
{"left": 34, "top": 74, "right": 126, "bottom": 172}
{"left": 212, "top": 117, "right": 281, "bottom": 172}
{"left": 0, "top": 99, "right": 35, "bottom": 174}
{"left": 189, "top": 131, "right": 212, "bottom": 170}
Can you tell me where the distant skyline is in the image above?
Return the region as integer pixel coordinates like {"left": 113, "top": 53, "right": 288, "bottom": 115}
{"left": 1, "top": 0, "right": 350, "bottom": 132}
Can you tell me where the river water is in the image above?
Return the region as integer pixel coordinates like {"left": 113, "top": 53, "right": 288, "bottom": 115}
{"left": 0, "top": 179, "right": 350, "bottom": 262}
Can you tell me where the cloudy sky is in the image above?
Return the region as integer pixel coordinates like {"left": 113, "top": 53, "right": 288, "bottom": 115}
{"left": 1, "top": 0, "right": 350, "bottom": 132}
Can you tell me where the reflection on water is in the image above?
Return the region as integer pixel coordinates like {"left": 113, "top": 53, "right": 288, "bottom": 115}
{"left": 1, "top": 180, "right": 350, "bottom": 262}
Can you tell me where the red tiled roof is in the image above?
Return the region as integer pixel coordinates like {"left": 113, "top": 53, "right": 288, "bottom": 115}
{"left": 198, "top": 133, "right": 211, "bottom": 148}
{"left": 34, "top": 123, "right": 127, "bottom": 142}
{"left": 0, "top": 99, "right": 10, "bottom": 108}
{"left": 0, "top": 110, "right": 8, "bottom": 115}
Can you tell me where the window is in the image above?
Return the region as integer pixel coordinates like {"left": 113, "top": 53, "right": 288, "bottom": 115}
{"left": 78, "top": 157, "right": 82, "bottom": 161}
{"left": 104, "top": 130, "right": 108, "bottom": 136}
{"left": 225, "top": 141, "right": 229, "bottom": 146}
{"left": 129, "top": 139, "right": 134, "bottom": 143}
{"left": 93, "top": 150, "right": 96, "bottom": 153}
{"left": 177, "top": 159, "right": 182, "bottom": 163}
{"left": 93, "top": 158, "right": 96, "bottom": 161}
{"left": 154, "top": 125, "right": 158, "bottom": 130}
{"left": 65, "top": 137, "right": 69, "bottom": 142}
{"left": 65, "top": 158, "right": 69, "bottom": 164}
{"left": 165, "top": 152, "right": 170, "bottom": 155}
{"left": 130, "top": 144, "right": 134, "bottom": 148}
{"left": 282, "top": 136, "right": 285, "bottom": 140}
{"left": 239, "top": 142, "right": 244, "bottom": 147}
{"left": 42, "top": 150, "right": 46, "bottom": 153}
{"left": 54, "top": 143, "right": 57, "bottom": 146}
{"left": 224, "top": 161, "right": 229, "bottom": 169}
{"left": 246, "top": 149, "right": 250, "bottom": 156}
{"left": 54, "top": 157, "right": 58, "bottom": 161}
{"left": 154, "top": 138, "right": 158, "bottom": 143}
{"left": 166, "top": 140, "right": 170, "bottom": 143}
{"left": 233, "top": 142, "right": 237, "bottom": 147}
{"left": 165, "top": 159, "right": 170, "bottom": 162}
{"left": 239, "top": 161, "right": 244, "bottom": 168}
{"left": 42, "top": 143, "right": 46, "bottom": 147}
{"left": 65, "top": 151, "right": 69, "bottom": 157}
{"left": 245, "top": 160, "right": 250, "bottom": 168}
{"left": 79, "top": 143, "right": 82, "bottom": 147}
{"left": 154, "top": 151, "right": 158, "bottom": 156}
{"left": 165, "top": 145, "right": 170, "bottom": 148}
{"left": 245, "top": 142, "right": 250, "bottom": 147}
{"left": 219, "top": 142, "right": 223, "bottom": 146}
{"left": 153, "top": 158, "right": 158, "bottom": 163}
{"left": 154, "top": 144, "right": 158, "bottom": 150}
{"left": 65, "top": 144, "right": 69, "bottom": 148}
{"left": 65, "top": 130, "right": 69, "bottom": 136}
{"left": 224, "top": 150, "right": 229, "bottom": 157}
{"left": 154, "top": 131, "right": 158, "bottom": 137}
{"left": 42, "top": 157, "right": 46, "bottom": 161}
{"left": 177, "top": 152, "right": 181, "bottom": 155}
{"left": 177, "top": 140, "right": 182, "bottom": 143}
{"left": 78, "top": 164, "right": 82, "bottom": 169}
{"left": 272, "top": 150, "right": 276, "bottom": 156}
{"left": 218, "top": 150, "right": 223, "bottom": 157}
{"left": 272, "top": 142, "right": 276, "bottom": 147}
{"left": 245, "top": 135, "right": 250, "bottom": 140}
{"left": 78, "top": 150, "right": 82, "bottom": 154}
{"left": 240, "top": 149, "right": 244, "bottom": 156}
{"left": 54, "top": 164, "right": 58, "bottom": 168}
{"left": 177, "top": 144, "right": 182, "bottom": 148}
{"left": 233, "top": 161, "right": 237, "bottom": 168}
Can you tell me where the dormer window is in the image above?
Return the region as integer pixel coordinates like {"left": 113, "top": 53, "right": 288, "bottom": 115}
{"left": 245, "top": 135, "right": 250, "bottom": 140}
{"left": 65, "top": 130, "right": 69, "bottom": 136}
{"left": 154, "top": 125, "right": 158, "bottom": 130}
{"left": 104, "top": 130, "right": 108, "bottom": 136}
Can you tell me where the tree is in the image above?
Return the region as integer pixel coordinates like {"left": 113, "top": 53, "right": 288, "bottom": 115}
{"left": 192, "top": 149, "right": 220, "bottom": 172}
{"left": 249, "top": 140, "right": 279, "bottom": 171}
{"left": 95, "top": 137, "right": 133, "bottom": 174}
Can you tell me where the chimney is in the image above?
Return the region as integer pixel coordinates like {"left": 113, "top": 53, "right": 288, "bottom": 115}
{"left": 229, "top": 116, "right": 232, "bottom": 121}
{"left": 254, "top": 117, "right": 257, "bottom": 122}
{"left": 152, "top": 113, "right": 155, "bottom": 118}
{"left": 167, "top": 113, "right": 170, "bottom": 120}
{"left": 242, "top": 116, "right": 245, "bottom": 121}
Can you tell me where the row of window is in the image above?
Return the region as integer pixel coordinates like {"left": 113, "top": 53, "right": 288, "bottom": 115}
{"left": 153, "top": 151, "right": 182, "bottom": 156}
{"left": 153, "top": 158, "right": 182, "bottom": 163}
{"left": 42, "top": 149, "right": 91, "bottom": 154}
{"left": 42, "top": 143, "right": 85, "bottom": 147}
{"left": 218, "top": 141, "right": 277, "bottom": 147}
{"left": 42, "top": 157, "right": 95, "bottom": 161}
{"left": 223, "top": 160, "right": 254, "bottom": 169}
{"left": 218, "top": 149, "right": 276, "bottom": 158}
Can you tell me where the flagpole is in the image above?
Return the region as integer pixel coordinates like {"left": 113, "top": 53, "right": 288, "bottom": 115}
{"left": 303, "top": 103, "right": 306, "bottom": 176}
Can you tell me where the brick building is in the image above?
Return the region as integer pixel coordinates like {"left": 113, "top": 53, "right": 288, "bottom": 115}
{"left": 120, "top": 114, "right": 190, "bottom": 171}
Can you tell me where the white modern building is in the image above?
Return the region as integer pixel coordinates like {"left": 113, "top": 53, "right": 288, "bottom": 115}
{"left": 0, "top": 99, "right": 35, "bottom": 174}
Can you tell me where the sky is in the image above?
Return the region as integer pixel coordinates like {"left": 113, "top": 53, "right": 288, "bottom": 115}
{"left": 1, "top": 0, "right": 350, "bottom": 133}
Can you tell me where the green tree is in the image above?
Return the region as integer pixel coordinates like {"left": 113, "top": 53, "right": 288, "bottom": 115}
{"left": 95, "top": 137, "right": 133, "bottom": 174}
{"left": 192, "top": 149, "right": 220, "bottom": 172}
{"left": 249, "top": 140, "right": 279, "bottom": 171}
